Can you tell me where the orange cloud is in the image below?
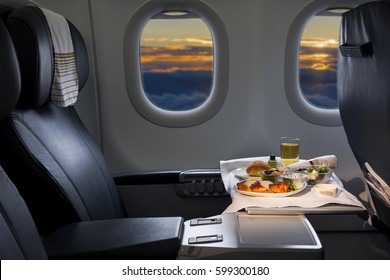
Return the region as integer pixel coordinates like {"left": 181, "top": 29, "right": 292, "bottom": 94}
{"left": 140, "top": 45, "right": 213, "bottom": 73}
{"left": 299, "top": 37, "right": 339, "bottom": 72}
{"left": 300, "top": 38, "right": 339, "bottom": 48}
{"left": 141, "top": 37, "right": 212, "bottom": 47}
{"left": 300, "top": 54, "right": 337, "bottom": 71}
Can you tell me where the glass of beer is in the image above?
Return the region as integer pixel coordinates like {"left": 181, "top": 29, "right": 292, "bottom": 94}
{"left": 280, "top": 137, "right": 299, "bottom": 166}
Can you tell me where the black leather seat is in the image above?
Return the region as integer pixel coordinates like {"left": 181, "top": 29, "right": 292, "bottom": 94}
{"left": 0, "top": 5, "right": 184, "bottom": 259}
{"left": 0, "top": 13, "right": 47, "bottom": 260}
{"left": 1, "top": 5, "right": 169, "bottom": 230}
{"left": 0, "top": 5, "right": 127, "bottom": 234}
{"left": 0, "top": 167, "right": 48, "bottom": 260}
{"left": 338, "top": 1, "right": 390, "bottom": 232}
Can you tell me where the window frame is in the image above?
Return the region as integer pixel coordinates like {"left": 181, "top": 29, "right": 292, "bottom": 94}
{"left": 123, "top": 0, "right": 229, "bottom": 127}
{"left": 284, "top": 0, "right": 371, "bottom": 126}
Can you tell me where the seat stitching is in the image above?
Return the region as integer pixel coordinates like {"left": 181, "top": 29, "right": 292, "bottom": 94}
{"left": 10, "top": 115, "right": 90, "bottom": 220}
{"left": 68, "top": 107, "right": 124, "bottom": 217}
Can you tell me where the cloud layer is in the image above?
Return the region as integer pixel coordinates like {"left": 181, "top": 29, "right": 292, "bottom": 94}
{"left": 141, "top": 45, "right": 213, "bottom": 73}
{"left": 143, "top": 70, "right": 212, "bottom": 110}
{"left": 140, "top": 37, "right": 340, "bottom": 110}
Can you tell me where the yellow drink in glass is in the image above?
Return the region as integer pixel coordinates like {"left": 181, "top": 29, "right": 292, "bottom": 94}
{"left": 280, "top": 137, "right": 299, "bottom": 166}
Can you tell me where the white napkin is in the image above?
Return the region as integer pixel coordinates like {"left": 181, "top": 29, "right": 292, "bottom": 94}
{"left": 220, "top": 155, "right": 365, "bottom": 213}
{"left": 287, "top": 155, "right": 338, "bottom": 170}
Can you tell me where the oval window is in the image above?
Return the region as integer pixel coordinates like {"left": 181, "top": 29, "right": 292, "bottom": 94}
{"left": 140, "top": 13, "right": 213, "bottom": 111}
{"left": 123, "top": 0, "right": 229, "bottom": 127}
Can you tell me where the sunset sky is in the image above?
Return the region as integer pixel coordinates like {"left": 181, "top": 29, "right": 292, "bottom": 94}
{"left": 299, "top": 15, "right": 341, "bottom": 108}
{"left": 140, "top": 18, "right": 213, "bottom": 110}
{"left": 300, "top": 15, "right": 340, "bottom": 72}
{"left": 141, "top": 18, "right": 213, "bottom": 73}
{"left": 140, "top": 15, "right": 341, "bottom": 110}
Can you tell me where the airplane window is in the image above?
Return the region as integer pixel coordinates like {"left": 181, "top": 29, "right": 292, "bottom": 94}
{"left": 285, "top": 1, "right": 370, "bottom": 125}
{"left": 299, "top": 11, "right": 342, "bottom": 109}
{"left": 284, "top": 2, "right": 365, "bottom": 126}
{"left": 140, "top": 14, "right": 213, "bottom": 111}
{"left": 124, "top": 1, "right": 229, "bottom": 127}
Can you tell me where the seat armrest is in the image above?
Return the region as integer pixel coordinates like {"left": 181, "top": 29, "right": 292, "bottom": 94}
{"left": 42, "top": 217, "right": 184, "bottom": 259}
{"left": 113, "top": 170, "right": 182, "bottom": 185}
{"left": 113, "top": 168, "right": 221, "bottom": 185}
{"left": 179, "top": 168, "right": 221, "bottom": 182}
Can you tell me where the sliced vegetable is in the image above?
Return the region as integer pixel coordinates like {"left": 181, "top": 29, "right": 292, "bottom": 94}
{"left": 298, "top": 166, "right": 330, "bottom": 174}
{"left": 288, "top": 184, "right": 297, "bottom": 192}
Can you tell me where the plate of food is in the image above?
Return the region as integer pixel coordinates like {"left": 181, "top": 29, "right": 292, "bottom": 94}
{"left": 235, "top": 177, "right": 307, "bottom": 197}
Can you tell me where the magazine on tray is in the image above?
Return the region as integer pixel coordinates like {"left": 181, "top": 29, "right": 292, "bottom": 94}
{"left": 364, "top": 162, "right": 390, "bottom": 205}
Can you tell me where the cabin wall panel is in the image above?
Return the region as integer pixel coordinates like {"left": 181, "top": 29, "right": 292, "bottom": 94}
{"left": 0, "top": 0, "right": 369, "bottom": 200}
{"left": 86, "top": 0, "right": 366, "bottom": 197}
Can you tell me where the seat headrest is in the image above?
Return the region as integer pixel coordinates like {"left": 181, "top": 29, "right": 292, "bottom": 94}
{"left": 0, "top": 15, "right": 20, "bottom": 120}
{"left": 7, "top": 5, "right": 89, "bottom": 108}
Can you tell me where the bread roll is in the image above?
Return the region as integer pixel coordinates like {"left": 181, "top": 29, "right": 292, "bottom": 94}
{"left": 246, "top": 160, "right": 270, "bottom": 176}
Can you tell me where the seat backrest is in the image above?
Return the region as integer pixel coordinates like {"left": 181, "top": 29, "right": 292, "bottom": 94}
{"left": 338, "top": 1, "right": 390, "bottom": 229}
{"left": 0, "top": 5, "right": 126, "bottom": 235}
{"left": 0, "top": 12, "right": 47, "bottom": 260}
{"left": 0, "top": 166, "right": 48, "bottom": 260}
